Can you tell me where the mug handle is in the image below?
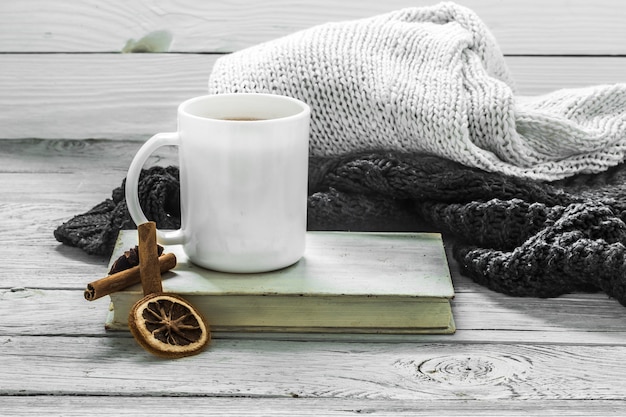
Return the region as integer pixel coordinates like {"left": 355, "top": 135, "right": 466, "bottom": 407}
{"left": 125, "top": 132, "right": 185, "bottom": 245}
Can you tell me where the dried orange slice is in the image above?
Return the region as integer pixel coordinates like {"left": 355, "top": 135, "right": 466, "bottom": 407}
{"left": 129, "top": 293, "right": 210, "bottom": 359}
{"left": 130, "top": 222, "right": 211, "bottom": 358}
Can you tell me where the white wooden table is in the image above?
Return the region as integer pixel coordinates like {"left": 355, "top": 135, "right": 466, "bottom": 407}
{"left": 3, "top": 139, "right": 626, "bottom": 414}
{"left": 2, "top": 1, "right": 626, "bottom": 415}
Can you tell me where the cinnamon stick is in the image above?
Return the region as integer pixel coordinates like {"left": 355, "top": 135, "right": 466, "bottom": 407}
{"left": 84, "top": 253, "right": 176, "bottom": 301}
{"left": 138, "top": 221, "right": 163, "bottom": 296}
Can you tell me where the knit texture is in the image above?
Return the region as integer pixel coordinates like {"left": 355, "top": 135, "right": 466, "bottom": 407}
{"left": 55, "top": 153, "right": 626, "bottom": 306}
{"left": 208, "top": 2, "right": 626, "bottom": 181}
{"left": 53, "top": 166, "right": 181, "bottom": 255}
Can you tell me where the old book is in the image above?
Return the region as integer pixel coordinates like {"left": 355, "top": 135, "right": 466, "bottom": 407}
{"left": 105, "top": 231, "right": 455, "bottom": 334}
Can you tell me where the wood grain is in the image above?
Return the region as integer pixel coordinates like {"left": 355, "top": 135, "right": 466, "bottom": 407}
{"left": 0, "top": 54, "right": 213, "bottom": 140}
{"left": 1, "top": 0, "right": 625, "bottom": 54}
{"left": 2, "top": 288, "right": 626, "bottom": 345}
{"left": 3, "top": 397, "right": 626, "bottom": 416}
{"left": 2, "top": 335, "right": 626, "bottom": 400}
{"left": 2, "top": 139, "right": 626, "bottom": 342}
{"left": 3, "top": 139, "right": 626, "bottom": 412}
{"left": 1, "top": 54, "right": 625, "bottom": 140}
{"left": 3, "top": 1, "right": 626, "bottom": 413}
{"left": 0, "top": 140, "right": 174, "bottom": 288}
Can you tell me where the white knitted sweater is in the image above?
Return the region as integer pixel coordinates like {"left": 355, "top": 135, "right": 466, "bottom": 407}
{"left": 208, "top": 2, "right": 626, "bottom": 181}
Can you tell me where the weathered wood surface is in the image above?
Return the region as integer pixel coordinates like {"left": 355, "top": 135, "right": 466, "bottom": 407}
{"left": 3, "top": 0, "right": 626, "bottom": 413}
{"left": 2, "top": 0, "right": 625, "bottom": 54}
{"left": 2, "top": 335, "right": 626, "bottom": 399}
{"left": 3, "top": 288, "right": 626, "bottom": 344}
{"left": 2, "top": 54, "right": 626, "bottom": 140}
{"left": 2, "top": 139, "right": 626, "bottom": 414}
{"left": 3, "top": 397, "right": 626, "bottom": 416}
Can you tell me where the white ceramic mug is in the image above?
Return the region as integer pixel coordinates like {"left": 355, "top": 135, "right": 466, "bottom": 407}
{"left": 125, "top": 93, "right": 310, "bottom": 273}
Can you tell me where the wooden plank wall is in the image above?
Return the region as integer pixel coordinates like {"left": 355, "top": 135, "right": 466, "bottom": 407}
{"left": 1, "top": 0, "right": 625, "bottom": 140}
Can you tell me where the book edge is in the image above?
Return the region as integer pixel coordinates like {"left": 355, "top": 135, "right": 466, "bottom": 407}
{"left": 105, "top": 306, "right": 456, "bottom": 335}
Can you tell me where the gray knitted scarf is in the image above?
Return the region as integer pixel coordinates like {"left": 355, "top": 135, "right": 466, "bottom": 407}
{"left": 55, "top": 152, "right": 626, "bottom": 307}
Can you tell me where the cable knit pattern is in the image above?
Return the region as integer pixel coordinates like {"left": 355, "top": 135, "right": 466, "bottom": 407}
{"left": 53, "top": 166, "right": 180, "bottom": 255}
{"left": 54, "top": 153, "right": 626, "bottom": 306}
{"left": 306, "top": 153, "right": 626, "bottom": 305}
{"left": 208, "top": 2, "right": 626, "bottom": 180}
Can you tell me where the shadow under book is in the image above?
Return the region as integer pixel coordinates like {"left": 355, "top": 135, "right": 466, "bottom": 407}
{"left": 105, "top": 231, "right": 455, "bottom": 334}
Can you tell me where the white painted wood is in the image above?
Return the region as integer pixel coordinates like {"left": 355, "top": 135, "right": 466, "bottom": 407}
{"left": 3, "top": 288, "right": 626, "bottom": 344}
{"left": 3, "top": 397, "right": 626, "bottom": 417}
{"left": 2, "top": 139, "right": 626, "bottom": 345}
{"left": 3, "top": 0, "right": 626, "bottom": 413}
{"left": 3, "top": 140, "right": 626, "bottom": 413}
{"left": 1, "top": 55, "right": 625, "bottom": 140}
{"left": 0, "top": 54, "right": 213, "bottom": 140}
{"left": 2, "top": 335, "right": 626, "bottom": 400}
{"left": 0, "top": 282, "right": 626, "bottom": 345}
{"left": 1, "top": 0, "right": 625, "bottom": 54}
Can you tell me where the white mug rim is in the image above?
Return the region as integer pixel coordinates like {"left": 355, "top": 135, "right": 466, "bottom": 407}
{"left": 178, "top": 93, "right": 311, "bottom": 124}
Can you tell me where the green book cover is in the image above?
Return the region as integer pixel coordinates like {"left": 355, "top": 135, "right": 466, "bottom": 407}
{"left": 106, "top": 231, "right": 455, "bottom": 334}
